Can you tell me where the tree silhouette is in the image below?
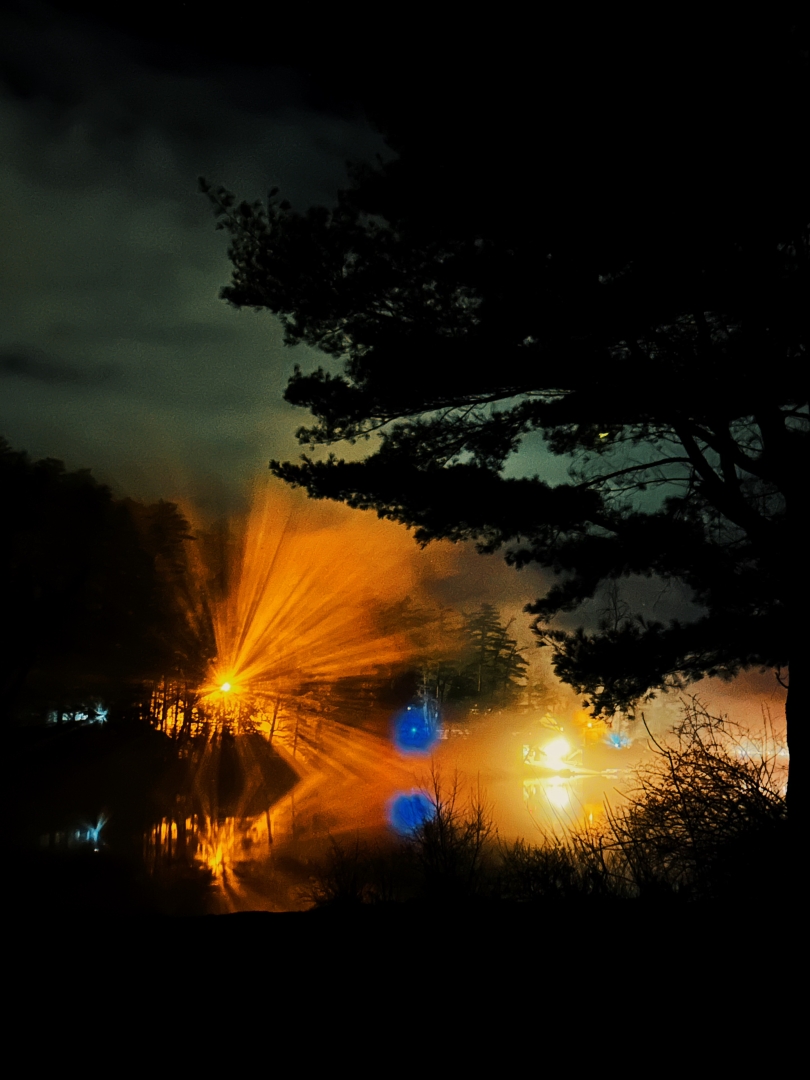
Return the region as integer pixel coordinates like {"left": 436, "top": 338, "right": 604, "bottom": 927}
{"left": 385, "top": 598, "right": 527, "bottom": 711}
{"left": 454, "top": 604, "right": 527, "bottom": 707}
{"left": 201, "top": 31, "right": 808, "bottom": 810}
{"left": 0, "top": 438, "right": 212, "bottom": 722}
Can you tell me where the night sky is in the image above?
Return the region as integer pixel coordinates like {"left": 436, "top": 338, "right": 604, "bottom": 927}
{"left": 0, "top": 1, "right": 398, "bottom": 513}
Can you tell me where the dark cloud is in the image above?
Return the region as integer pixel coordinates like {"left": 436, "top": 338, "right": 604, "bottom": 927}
{"left": 0, "top": 1, "right": 390, "bottom": 512}
{"left": 0, "top": 345, "right": 117, "bottom": 385}
{"left": 0, "top": 2, "right": 383, "bottom": 208}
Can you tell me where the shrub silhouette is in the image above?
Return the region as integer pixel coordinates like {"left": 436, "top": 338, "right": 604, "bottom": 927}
{"left": 573, "top": 701, "right": 789, "bottom": 902}
{"left": 408, "top": 765, "right": 496, "bottom": 902}
{"left": 303, "top": 703, "right": 789, "bottom": 910}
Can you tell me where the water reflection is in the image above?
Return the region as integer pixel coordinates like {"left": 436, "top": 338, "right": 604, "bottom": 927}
{"left": 531, "top": 775, "right": 571, "bottom": 811}
{"left": 126, "top": 719, "right": 434, "bottom": 911}
{"left": 521, "top": 774, "right": 618, "bottom": 826}
{"left": 143, "top": 810, "right": 286, "bottom": 909}
{"left": 144, "top": 806, "right": 286, "bottom": 883}
{"left": 389, "top": 791, "right": 435, "bottom": 834}
{"left": 19, "top": 710, "right": 647, "bottom": 913}
{"left": 131, "top": 720, "right": 641, "bottom": 911}
{"left": 40, "top": 813, "right": 107, "bottom": 852}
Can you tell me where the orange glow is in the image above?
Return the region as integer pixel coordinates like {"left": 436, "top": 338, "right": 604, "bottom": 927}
{"left": 581, "top": 801, "right": 606, "bottom": 827}
{"left": 193, "top": 480, "right": 450, "bottom": 728}
{"left": 572, "top": 707, "right": 603, "bottom": 743}
{"left": 543, "top": 737, "right": 573, "bottom": 770}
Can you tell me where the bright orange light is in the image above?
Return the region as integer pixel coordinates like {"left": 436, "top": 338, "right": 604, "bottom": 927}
{"left": 572, "top": 707, "right": 602, "bottom": 742}
{"left": 545, "top": 776, "right": 571, "bottom": 808}
{"left": 543, "top": 737, "right": 572, "bottom": 770}
{"left": 191, "top": 479, "right": 457, "bottom": 728}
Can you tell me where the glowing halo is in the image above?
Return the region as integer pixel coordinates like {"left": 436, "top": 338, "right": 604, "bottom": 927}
{"left": 179, "top": 478, "right": 458, "bottom": 738}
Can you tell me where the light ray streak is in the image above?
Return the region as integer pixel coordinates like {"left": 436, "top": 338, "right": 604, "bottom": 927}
{"left": 200, "top": 482, "right": 420, "bottom": 710}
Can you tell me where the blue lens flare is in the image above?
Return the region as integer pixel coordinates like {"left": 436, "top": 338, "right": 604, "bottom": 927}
{"left": 393, "top": 707, "right": 440, "bottom": 753}
{"left": 606, "top": 731, "right": 632, "bottom": 749}
{"left": 389, "top": 792, "right": 434, "bottom": 835}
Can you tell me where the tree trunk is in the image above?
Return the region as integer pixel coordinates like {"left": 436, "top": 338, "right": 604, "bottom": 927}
{"left": 785, "top": 503, "right": 808, "bottom": 824}
{"left": 785, "top": 619, "right": 807, "bottom": 823}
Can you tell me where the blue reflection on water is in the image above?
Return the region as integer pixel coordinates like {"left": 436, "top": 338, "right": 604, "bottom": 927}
{"left": 86, "top": 814, "right": 107, "bottom": 847}
{"left": 393, "top": 706, "right": 439, "bottom": 753}
{"left": 389, "top": 792, "right": 434, "bottom": 835}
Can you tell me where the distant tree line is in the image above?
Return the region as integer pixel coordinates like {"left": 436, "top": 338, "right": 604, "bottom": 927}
{"left": 0, "top": 437, "right": 215, "bottom": 725}
{"left": 385, "top": 599, "right": 529, "bottom": 714}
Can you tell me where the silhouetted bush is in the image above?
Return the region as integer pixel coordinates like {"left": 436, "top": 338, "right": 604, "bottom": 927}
{"left": 303, "top": 768, "right": 499, "bottom": 909}
{"left": 498, "top": 832, "right": 621, "bottom": 903}
{"left": 301, "top": 835, "right": 403, "bottom": 909}
{"left": 302, "top": 836, "right": 378, "bottom": 909}
{"left": 586, "top": 702, "right": 789, "bottom": 902}
{"left": 303, "top": 703, "right": 789, "bottom": 911}
{"left": 407, "top": 765, "right": 497, "bottom": 902}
